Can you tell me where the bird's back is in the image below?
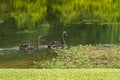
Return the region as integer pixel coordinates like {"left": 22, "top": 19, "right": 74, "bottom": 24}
{"left": 48, "top": 41, "right": 63, "bottom": 49}
{"left": 20, "top": 44, "right": 35, "bottom": 50}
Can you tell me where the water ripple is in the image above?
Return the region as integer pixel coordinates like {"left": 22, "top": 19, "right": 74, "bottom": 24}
{"left": 0, "top": 45, "right": 48, "bottom": 52}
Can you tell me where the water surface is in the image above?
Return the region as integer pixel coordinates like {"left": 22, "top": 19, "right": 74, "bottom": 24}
{"left": 0, "top": 24, "right": 120, "bottom": 53}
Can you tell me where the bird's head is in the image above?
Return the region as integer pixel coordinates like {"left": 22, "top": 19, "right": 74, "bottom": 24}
{"left": 39, "top": 36, "right": 44, "bottom": 42}
{"left": 63, "top": 31, "right": 68, "bottom": 36}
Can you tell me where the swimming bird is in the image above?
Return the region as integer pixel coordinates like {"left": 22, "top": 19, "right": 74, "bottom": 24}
{"left": 20, "top": 36, "right": 44, "bottom": 52}
{"left": 48, "top": 31, "right": 68, "bottom": 49}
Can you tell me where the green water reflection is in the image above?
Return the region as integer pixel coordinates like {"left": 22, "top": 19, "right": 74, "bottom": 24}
{"left": 0, "top": 24, "right": 120, "bottom": 48}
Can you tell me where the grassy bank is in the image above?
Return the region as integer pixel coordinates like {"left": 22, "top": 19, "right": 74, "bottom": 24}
{"left": 34, "top": 44, "right": 120, "bottom": 68}
{"left": 0, "top": 44, "right": 120, "bottom": 68}
{"left": 0, "top": 69, "right": 120, "bottom": 80}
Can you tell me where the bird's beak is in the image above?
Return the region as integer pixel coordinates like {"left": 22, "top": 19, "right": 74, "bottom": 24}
{"left": 42, "top": 38, "right": 44, "bottom": 42}
{"left": 66, "top": 33, "right": 68, "bottom": 36}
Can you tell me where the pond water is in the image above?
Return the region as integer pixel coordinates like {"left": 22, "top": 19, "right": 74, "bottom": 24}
{"left": 0, "top": 24, "right": 120, "bottom": 52}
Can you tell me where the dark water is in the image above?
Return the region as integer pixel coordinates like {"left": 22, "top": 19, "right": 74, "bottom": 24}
{"left": 0, "top": 24, "right": 120, "bottom": 52}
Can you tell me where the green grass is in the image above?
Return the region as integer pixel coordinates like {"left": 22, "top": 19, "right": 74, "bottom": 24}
{"left": 0, "top": 69, "right": 120, "bottom": 80}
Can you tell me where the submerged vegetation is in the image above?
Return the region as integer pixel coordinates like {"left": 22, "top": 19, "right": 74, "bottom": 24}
{"left": 0, "top": 0, "right": 120, "bottom": 28}
{"left": 0, "top": 44, "right": 120, "bottom": 68}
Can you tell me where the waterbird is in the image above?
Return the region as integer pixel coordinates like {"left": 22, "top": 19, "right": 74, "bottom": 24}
{"left": 48, "top": 31, "right": 68, "bottom": 49}
{"left": 20, "top": 36, "right": 44, "bottom": 52}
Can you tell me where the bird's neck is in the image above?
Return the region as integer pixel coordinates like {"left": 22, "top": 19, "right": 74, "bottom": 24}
{"left": 36, "top": 38, "right": 40, "bottom": 49}
{"left": 62, "top": 33, "right": 66, "bottom": 46}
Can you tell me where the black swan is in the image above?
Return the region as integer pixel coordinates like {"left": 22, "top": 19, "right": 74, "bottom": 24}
{"left": 20, "top": 36, "right": 44, "bottom": 51}
{"left": 48, "top": 31, "right": 68, "bottom": 49}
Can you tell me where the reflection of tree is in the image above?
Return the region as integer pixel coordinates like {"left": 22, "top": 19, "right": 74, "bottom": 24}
{"left": 0, "top": 16, "right": 17, "bottom": 37}
{"left": 0, "top": 3, "right": 7, "bottom": 23}
{"left": 0, "top": 0, "right": 120, "bottom": 28}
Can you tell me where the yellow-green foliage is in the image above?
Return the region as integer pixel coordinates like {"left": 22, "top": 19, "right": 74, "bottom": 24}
{"left": 0, "top": 0, "right": 120, "bottom": 28}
